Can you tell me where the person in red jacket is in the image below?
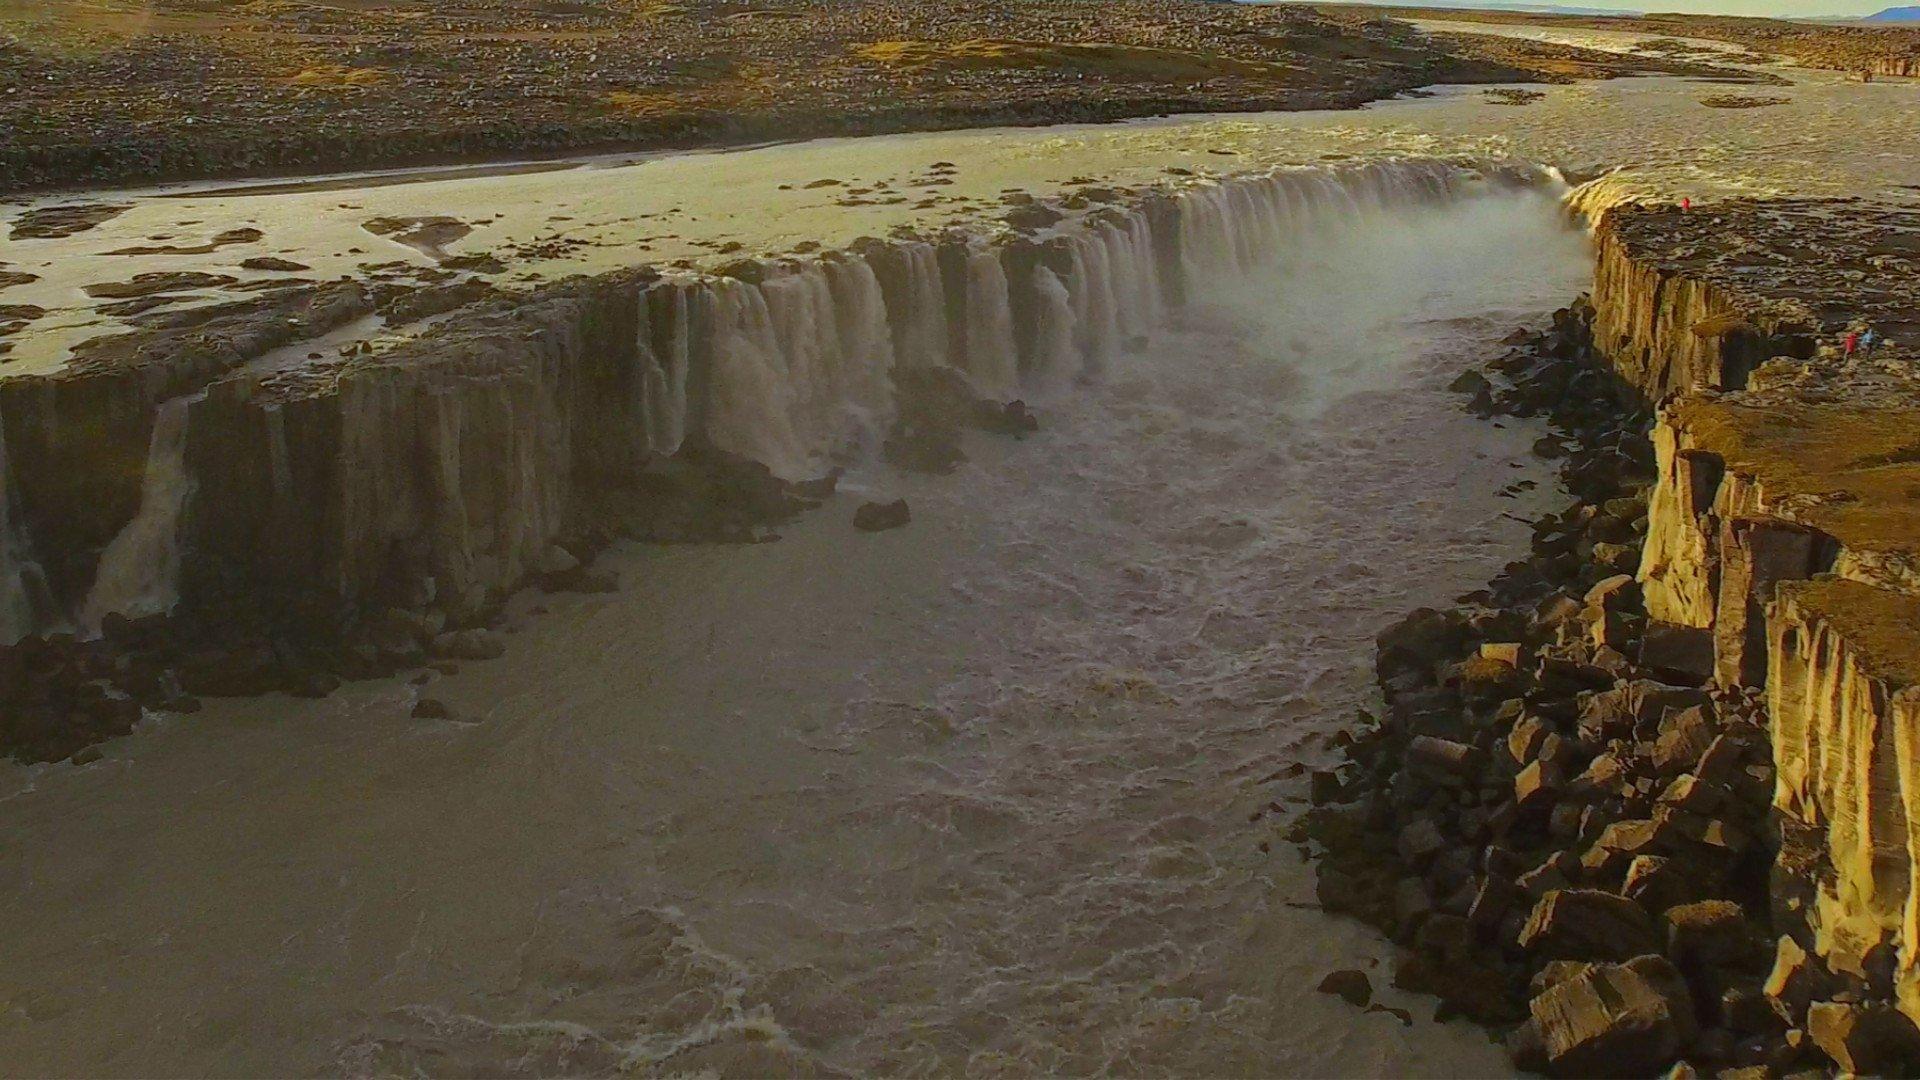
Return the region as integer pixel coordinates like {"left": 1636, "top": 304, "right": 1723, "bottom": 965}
{"left": 1845, "top": 330, "right": 1861, "bottom": 359}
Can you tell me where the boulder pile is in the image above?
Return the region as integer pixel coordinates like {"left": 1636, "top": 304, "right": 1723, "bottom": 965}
{"left": 1302, "top": 301, "right": 1920, "bottom": 1077}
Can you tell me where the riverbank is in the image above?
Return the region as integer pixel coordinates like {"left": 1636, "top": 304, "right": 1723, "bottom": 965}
{"left": 0, "top": 0, "right": 1772, "bottom": 197}
{"left": 1304, "top": 195, "right": 1920, "bottom": 1075}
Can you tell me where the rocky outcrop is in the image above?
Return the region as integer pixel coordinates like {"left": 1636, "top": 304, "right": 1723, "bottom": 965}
{"left": 1587, "top": 200, "right": 1920, "bottom": 1042}
{"left": 1308, "top": 190, "right": 1920, "bottom": 1071}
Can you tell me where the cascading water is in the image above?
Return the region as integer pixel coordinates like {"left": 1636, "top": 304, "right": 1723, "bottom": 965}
{"left": 704, "top": 258, "right": 896, "bottom": 479}
{"left": 961, "top": 250, "right": 1020, "bottom": 400}
{"left": 0, "top": 415, "right": 38, "bottom": 644}
{"left": 27, "top": 159, "right": 1557, "bottom": 644}
{"left": 640, "top": 287, "right": 691, "bottom": 458}
{"left": 79, "top": 395, "right": 198, "bottom": 632}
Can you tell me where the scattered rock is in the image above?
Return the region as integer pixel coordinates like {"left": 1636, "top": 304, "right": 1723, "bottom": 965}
{"left": 1317, "top": 969, "right": 1373, "bottom": 1008}
{"left": 853, "top": 498, "right": 911, "bottom": 532}
{"left": 411, "top": 698, "right": 453, "bottom": 720}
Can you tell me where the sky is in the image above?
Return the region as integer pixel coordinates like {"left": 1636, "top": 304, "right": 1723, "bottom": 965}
{"left": 1311, "top": 0, "right": 1896, "bottom": 16}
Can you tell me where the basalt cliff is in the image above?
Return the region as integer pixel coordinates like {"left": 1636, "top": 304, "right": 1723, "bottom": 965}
{"left": 1308, "top": 195, "right": 1920, "bottom": 1076}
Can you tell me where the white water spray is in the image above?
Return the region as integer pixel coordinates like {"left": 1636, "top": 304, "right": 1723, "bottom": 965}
{"left": 79, "top": 396, "right": 198, "bottom": 631}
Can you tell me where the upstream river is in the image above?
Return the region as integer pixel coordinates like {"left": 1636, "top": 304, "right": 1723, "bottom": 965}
{"left": 4, "top": 38, "right": 1920, "bottom": 374}
{"left": 0, "top": 21, "right": 1917, "bottom": 1079}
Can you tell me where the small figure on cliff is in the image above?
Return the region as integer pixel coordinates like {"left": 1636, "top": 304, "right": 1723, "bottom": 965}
{"left": 1862, "top": 328, "right": 1881, "bottom": 355}
{"left": 1680, "top": 196, "right": 1692, "bottom": 211}
{"left": 1844, "top": 330, "right": 1862, "bottom": 359}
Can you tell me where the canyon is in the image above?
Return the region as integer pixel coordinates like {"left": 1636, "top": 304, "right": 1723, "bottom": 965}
{"left": 5, "top": 5, "right": 1920, "bottom": 1077}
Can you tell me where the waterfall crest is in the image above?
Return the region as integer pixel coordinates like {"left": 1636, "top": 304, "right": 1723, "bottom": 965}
{"left": 28, "top": 159, "right": 1562, "bottom": 639}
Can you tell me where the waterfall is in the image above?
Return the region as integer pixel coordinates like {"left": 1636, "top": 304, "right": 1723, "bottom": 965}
{"left": 649, "top": 161, "right": 1552, "bottom": 478}
{"left": 0, "top": 415, "right": 38, "bottom": 644}
{"left": 1027, "top": 267, "right": 1079, "bottom": 388}
{"left": 961, "top": 251, "right": 1019, "bottom": 401}
{"left": 896, "top": 242, "right": 950, "bottom": 369}
{"left": 79, "top": 396, "right": 198, "bottom": 632}
{"left": 704, "top": 259, "right": 896, "bottom": 479}
{"left": 639, "top": 285, "right": 691, "bottom": 457}
{"left": 0, "top": 158, "right": 1565, "bottom": 638}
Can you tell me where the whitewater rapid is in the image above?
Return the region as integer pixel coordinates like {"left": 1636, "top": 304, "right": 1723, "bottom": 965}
{"left": 0, "top": 179, "right": 1589, "bottom": 1076}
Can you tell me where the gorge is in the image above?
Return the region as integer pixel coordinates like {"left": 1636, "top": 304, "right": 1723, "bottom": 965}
{"left": 3, "top": 17, "right": 1920, "bottom": 1076}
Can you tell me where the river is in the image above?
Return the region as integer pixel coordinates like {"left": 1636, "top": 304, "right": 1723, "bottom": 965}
{"left": 0, "top": 179, "right": 1589, "bottom": 1075}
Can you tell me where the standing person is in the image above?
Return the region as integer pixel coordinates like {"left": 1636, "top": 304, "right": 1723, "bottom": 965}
{"left": 1681, "top": 197, "right": 1692, "bottom": 212}
{"left": 1862, "top": 328, "right": 1880, "bottom": 355}
{"left": 1845, "top": 330, "right": 1861, "bottom": 359}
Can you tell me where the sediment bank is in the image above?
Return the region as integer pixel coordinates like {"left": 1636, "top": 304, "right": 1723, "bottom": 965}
{"left": 0, "top": 157, "right": 1553, "bottom": 762}
{"left": 1307, "top": 195, "right": 1920, "bottom": 1076}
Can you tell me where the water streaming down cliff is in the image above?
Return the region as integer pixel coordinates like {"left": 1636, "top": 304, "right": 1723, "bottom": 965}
{"left": 0, "top": 418, "right": 39, "bottom": 643}
{"left": 1, "top": 159, "right": 1557, "bottom": 648}
{"left": 77, "top": 395, "right": 198, "bottom": 632}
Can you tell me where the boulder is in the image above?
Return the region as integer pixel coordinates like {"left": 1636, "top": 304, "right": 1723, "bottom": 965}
{"left": 1519, "top": 889, "right": 1659, "bottom": 961}
{"left": 1509, "top": 713, "right": 1552, "bottom": 765}
{"left": 1514, "top": 759, "right": 1564, "bottom": 812}
{"left": 411, "top": 698, "right": 453, "bottom": 720}
{"left": 1637, "top": 622, "right": 1715, "bottom": 686}
{"left": 1663, "top": 900, "right": 1751, "bottom": 967}
{"left": 429, "top": 628, "right": 507, "bottom": 661}
{"left": 1805, "top": 1000, "right": 1920, "bottom": 1075}
{"left": 1519, "top": 954, "right": 1698, "bottom": 1078}
{"left": 1579, "top": 818, "right": 1662, "bottom": 880}
{"left": 1397, "top": 817, "right": 1448, "bottom": 867}
{"left": 1763, "top": 936, "right": 1833, "bottom": 1025}
{"left": 853, "top": 499, "right": 911, "bottom": 532}
{"left": 1407, "top": 735, "right": 1484, "bottom": 785}
{"left": 1316, "top": 969, "right": 1373, "bottom": 1008}
{"left": 1623, "top": 855, "right": 1713, "bottom": 914}
{"left": 1579, "top": 681, "right": 1707, "bottom": 745}
{"left": 1651, "top": 706, "right": 1719, "bottom": 777}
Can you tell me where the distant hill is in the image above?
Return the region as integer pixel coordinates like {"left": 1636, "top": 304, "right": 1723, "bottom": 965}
{"left": 1865, "top": 6, "right": 1920, "bottom": 20}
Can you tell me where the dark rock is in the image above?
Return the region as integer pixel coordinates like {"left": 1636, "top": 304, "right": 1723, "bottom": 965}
{"left": 1637, "top": 622, "right": 1715, "bottom": 686}
{"left": 1407, "top": 735, "right": 1484, "bottom": 785}
{"left": 1520, "top": 954, "right": 1698, "bottom": 1078}
{"left": 430, "top": 628, "right": 506, "bottom": 661}
{"left": 411, "top": 698, "right": 453, "bottom": 720}
{"left": 1317, "top": 969, "right": 1373, "bottom": 1008}
{"left": 1663, "top": 900, "right": 1751, "bottom": 967}
{"left": 1763, "top": 935, "right": 1833, "bottom": 1026}
{"left": 1651, "top": 706, "right": 1720, "bottom": 777}
{"left": 853, "top": 498, "right": 911, "bottom": 532}
{"left": 1397, "top": 817, "right": 1448, "bottom": 867}
{"left": 1519, "top": 889, "right": 1659, "bottom": 961}
{"left": 1805, "top": 1000, "right": 1920, "bottom": 1074}
{"left": 1623, "top": 855, "right": 1714, "bottom": 914}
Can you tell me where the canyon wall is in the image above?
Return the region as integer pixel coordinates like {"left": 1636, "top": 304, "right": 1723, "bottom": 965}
{"left": 1588, "top": 199, "right": 1920, "bottom": 1023}
{"left": 0, "top": 159, "right": 1543, "bottom": 654}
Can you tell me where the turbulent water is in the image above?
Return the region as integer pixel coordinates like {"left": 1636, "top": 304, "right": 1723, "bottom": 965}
{"left": 0, "top": 181, "right": 1588, "bottom": 1076}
